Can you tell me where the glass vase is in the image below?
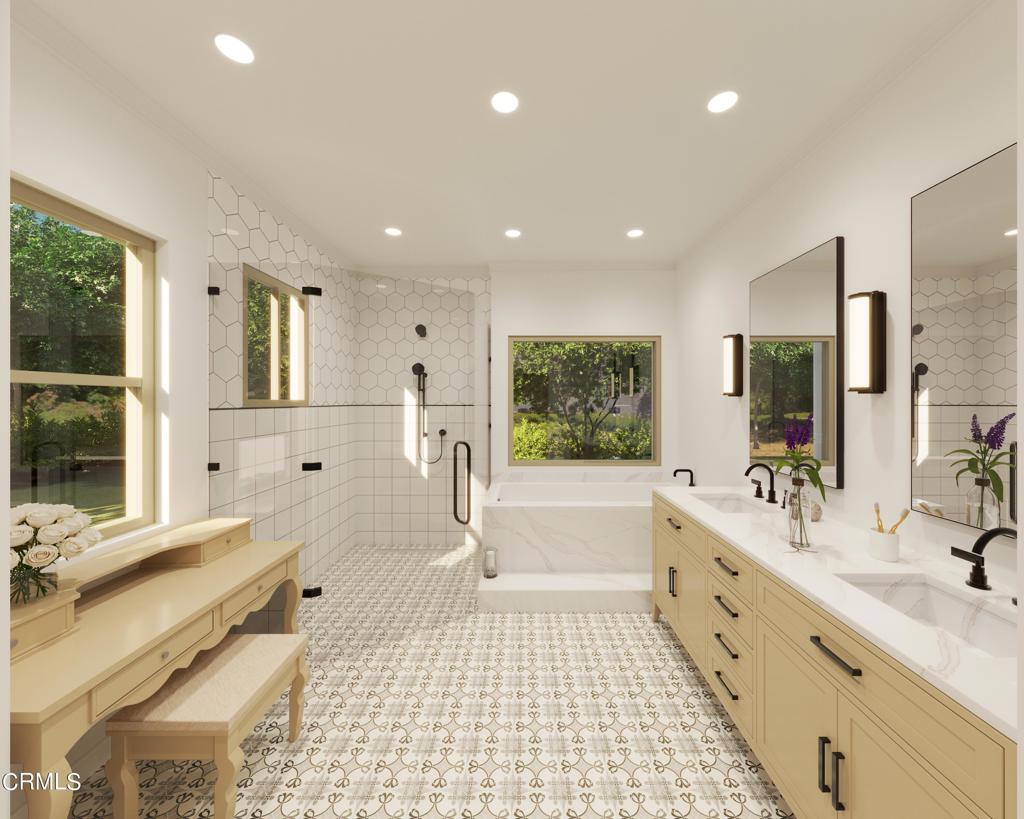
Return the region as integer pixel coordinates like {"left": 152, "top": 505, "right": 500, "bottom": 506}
{"left": 965, "top": 478, "right": 1001, "bottom": 529}
{"left": 788, "top": 477, "right": 813, "bottom": 551}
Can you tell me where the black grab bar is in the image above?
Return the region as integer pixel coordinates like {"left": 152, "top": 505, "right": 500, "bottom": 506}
{"left": 453, "top": 441, "right": 471, "bottom": 525}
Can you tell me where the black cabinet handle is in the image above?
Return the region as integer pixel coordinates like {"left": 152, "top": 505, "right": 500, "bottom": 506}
{"left": 810, "top": 635, "right": 863, "bottom": 677}
{"left": 714, "top": 595, "right": 739, "bottom": 619}
{"left": 818, "top": 737, "right": 831, "bottom": 794}
{"left": 831, "top": 751, "right": 845, "bottom": 811}
{"left": 666, "top": 516, "right": 682, "bottom": 531}
{"left": 668, "top": 567, "right": 677, "bottom": 597}
{"left": 714, "top": 556, "right": 739, "bottom": 577}
{"left": 713, "top": 632, "right": 738, "bottom": 660}
{"left": 714, "top": 671, "right": 739, "bottom": 701}
{"left": 301, "top": 462, "right": 322, "bottom": 471}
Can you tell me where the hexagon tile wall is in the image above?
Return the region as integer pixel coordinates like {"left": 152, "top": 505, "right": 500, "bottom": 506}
{"left": 911, "top": 269, "right": 1017, "bottom": 524}
{"left": 207, "top": 173, "right": 490, "bottom": 586}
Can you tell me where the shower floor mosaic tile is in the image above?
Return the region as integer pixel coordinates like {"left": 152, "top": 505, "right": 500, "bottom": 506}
{"left": 71, "top": 545, "right": 793, "bottom": 818}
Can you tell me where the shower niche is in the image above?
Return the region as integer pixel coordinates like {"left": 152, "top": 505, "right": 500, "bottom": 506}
{"left": 911, "top": 144, "right": 1018, "bottom": 529}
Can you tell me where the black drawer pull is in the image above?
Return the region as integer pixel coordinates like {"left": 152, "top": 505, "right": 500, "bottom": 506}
{"left": 810, "top": 635, "right": 863, "bottom": 677}
{"left": 714, "top": 670, "right": 739, "bottom": 701}
{"left": 301, "top": 462, "right": 322, "bottom": 471}
{"left": 714, "top": 556, "right": 739, "bottom": 577}
{"left": 666, "top": 516, "right": 682, "bottom": 531}
{"left": 713, "top": 632, "right": 738, "bottom": 659}
{"left": 818, "top": 737, "right": 831, "bottom": 794}
{"left": 668, "top": 566, "right": 677, "bottom": 597}
{"left": 714, "top": 594, "right": 739, "bottom": 619}
{"left": 831, "top": 751, "right": 845, "bottom": 811}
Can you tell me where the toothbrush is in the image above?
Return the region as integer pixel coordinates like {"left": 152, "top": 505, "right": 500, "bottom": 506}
{"left": 888, "top": 509, "right": 910, "bottom": 534}
{"left": 873, "top": 502, "right": 884, "bottom": 533}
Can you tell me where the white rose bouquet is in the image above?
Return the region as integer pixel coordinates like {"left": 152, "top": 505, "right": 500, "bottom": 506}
{"left": 9, "top": 503, "right": 102, "bottom": 604}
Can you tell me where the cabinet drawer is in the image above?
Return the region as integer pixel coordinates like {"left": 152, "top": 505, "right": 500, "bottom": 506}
{"left": 757, "top": 571, "right": 1007, "bottom": 817}
{"left": 93, "top": 611, "right": 214, "bottom": 716}
{"left": 707, "top": 611, "right": 754, "bottom": 693}
{"left": 709, "top": 580, "right": 754, "bottom": 648}
{"left": 708, "top": 650, "right": 754, "bottom": 740}
{"left": 222, "top": 562, "right": 287, "bottom": 623}
{"left": 204, "top": 522, "right": 251, "bottom": 562}
{"left": 707, "top": 535, "right": 754, "bottom": 603}
{"left": 653, "top": 497, "right": 706, "bottom": 562}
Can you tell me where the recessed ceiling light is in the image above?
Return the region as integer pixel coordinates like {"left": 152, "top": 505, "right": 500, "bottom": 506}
{"left": 384, "top": 227, "right": 402, "bottom": 237}
{"left": 504, "top": 228, "right": 522, "bottom": 238}
{"left": 707, "top": 90, "right": 739, "bottom": 113}
{"left": 491, "top": 91, "right": 519, "bottom": 114}
{"left": 1005, "top": 228, "right": 1018, "bottom": 237}
{"left": 214, "top": 34, "right": 255, "bottom": 64}
{"left": 626, "top": 228, "right": 644, "bottom": 239}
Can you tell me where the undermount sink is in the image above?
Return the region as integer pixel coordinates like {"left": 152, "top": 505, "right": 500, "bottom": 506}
{"left": 836, "top": 573, "right": 1016, "bottom": 659}
{"left": 694, "top": 493, "right": 769, "bottom": 514}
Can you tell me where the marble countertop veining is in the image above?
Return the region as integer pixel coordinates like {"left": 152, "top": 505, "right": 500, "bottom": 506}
{"left": 654, "top": 485, "right": 1018, "bottom": 738}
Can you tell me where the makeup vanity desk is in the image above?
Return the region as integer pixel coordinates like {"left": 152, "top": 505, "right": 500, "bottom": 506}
{"left": 10, "top": 518, "right": 303, "bottom": 819}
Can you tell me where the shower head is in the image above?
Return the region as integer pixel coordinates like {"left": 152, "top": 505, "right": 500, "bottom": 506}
{"left": 411, "top": 362, "right": 425, "bottom": 376}
{"left": 914, "top": 362, "right": 929, "bottom": 376}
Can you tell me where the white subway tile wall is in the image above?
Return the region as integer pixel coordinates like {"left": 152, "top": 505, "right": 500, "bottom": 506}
{"left": 207, "top": 174, "right": 489, "bottom": 586}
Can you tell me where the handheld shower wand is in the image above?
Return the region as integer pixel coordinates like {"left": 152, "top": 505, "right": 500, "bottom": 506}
{"left": 412, "top": 363, "right": 446, "bottom": 464}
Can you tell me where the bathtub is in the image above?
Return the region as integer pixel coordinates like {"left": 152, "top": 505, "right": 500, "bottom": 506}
{"left": 483, "top": 477, "right": 671, "bottom": 574}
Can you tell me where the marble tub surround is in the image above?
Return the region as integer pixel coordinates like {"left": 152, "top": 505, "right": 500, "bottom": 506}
{"left": 484, "top": 482, "right": 660, "bottom": 573}
{"left": 655, "top": 486, "right": 1017, "bottom": 737}
{"left": 479, "top": 479, "right": 673, "bottom": 611}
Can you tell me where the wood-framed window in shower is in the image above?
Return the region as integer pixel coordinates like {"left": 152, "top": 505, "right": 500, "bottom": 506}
{"left": 509, "top": 336, "right": 661, "bottom": 466}
{"left": 242, "top": 264, "right": 309, "bottom": 407}
{"left": 10, "top": 180, "right": 156, "bottom": 537}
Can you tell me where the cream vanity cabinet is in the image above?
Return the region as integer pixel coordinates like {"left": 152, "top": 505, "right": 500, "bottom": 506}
{"left": 651, "top": 496, "right": 1016, "bottom": 818}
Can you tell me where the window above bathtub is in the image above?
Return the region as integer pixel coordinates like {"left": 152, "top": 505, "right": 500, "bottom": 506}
{"left": 510, "top": 336, "right": 660, "bottom": 465}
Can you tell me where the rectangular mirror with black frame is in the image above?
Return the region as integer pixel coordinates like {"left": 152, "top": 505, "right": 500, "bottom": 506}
{"left": 748, "top": 237, "right": 844, "bottom": 488}
{"left": 911, "top": 144, "right": 1017, "bottom": 530}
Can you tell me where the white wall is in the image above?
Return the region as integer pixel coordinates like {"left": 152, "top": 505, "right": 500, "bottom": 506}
{"left": 490, "top": 267, "right": 680, "bottom": 476}
{"left": 11, "top": 25, "right": 210, "bottom": 539}
{"left": 674, "top": 0, "right": 1018, "bottom": 560}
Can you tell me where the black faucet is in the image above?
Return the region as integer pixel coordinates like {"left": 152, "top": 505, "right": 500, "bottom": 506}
{"left": 744, "top": 463, "right": 777, "bottom": 504}
{"left": 673, "top": 468, "right": 695, "bottom": 487}
{"left": 951, "top": 527, "right": 1016, "bottom": 591}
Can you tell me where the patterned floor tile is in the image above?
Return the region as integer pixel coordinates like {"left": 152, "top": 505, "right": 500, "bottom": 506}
{"left": 71, "top": 545, "right": 793, "bottom": 818}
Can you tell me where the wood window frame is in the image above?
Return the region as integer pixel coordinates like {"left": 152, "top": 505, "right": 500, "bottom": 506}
{"left": 10, "top": 180, "right": 156, "bottom": 537}
{"left": 508, "top": 335, "right": 662, "bottom": 467}
{"left": 241, "top": 264, "right": 309, "bottom": 408}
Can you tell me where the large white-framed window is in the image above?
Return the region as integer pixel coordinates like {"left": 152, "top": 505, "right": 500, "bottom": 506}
{"left": 510, "top": 336, "right": 661, "bottom": 465}
{"left": 10, "top": 181, "right": 156, "bottom": 536}
{"left": 242, "top": 264, "right": 308, "bottom": 407}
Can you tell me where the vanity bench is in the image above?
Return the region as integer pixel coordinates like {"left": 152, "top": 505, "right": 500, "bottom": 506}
{"left": 106, "top": 633, "right": 309, "bottom": 819}
{"left": 9, "top": 518, "right": 304, "bottom": 819}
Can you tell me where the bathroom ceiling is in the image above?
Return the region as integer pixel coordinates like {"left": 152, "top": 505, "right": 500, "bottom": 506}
{"left": 20, "top": 0, "right": 985, "bottom": 271}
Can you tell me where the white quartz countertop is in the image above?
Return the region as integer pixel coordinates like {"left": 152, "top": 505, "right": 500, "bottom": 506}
{"left": 653, "top": 485, "right": 1017, "bottom": 738}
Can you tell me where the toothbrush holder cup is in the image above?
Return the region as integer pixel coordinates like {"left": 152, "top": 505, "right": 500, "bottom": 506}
{"left": 867, "top": 529, "right": 900, "bottom": 562}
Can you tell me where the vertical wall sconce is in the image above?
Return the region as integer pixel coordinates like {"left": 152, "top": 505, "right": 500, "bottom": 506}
{"left": 848, "top": 291, "right": 886, "bottom": 393}
{"left": 722, "top": 334, "right": 743, "bottom": 396}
